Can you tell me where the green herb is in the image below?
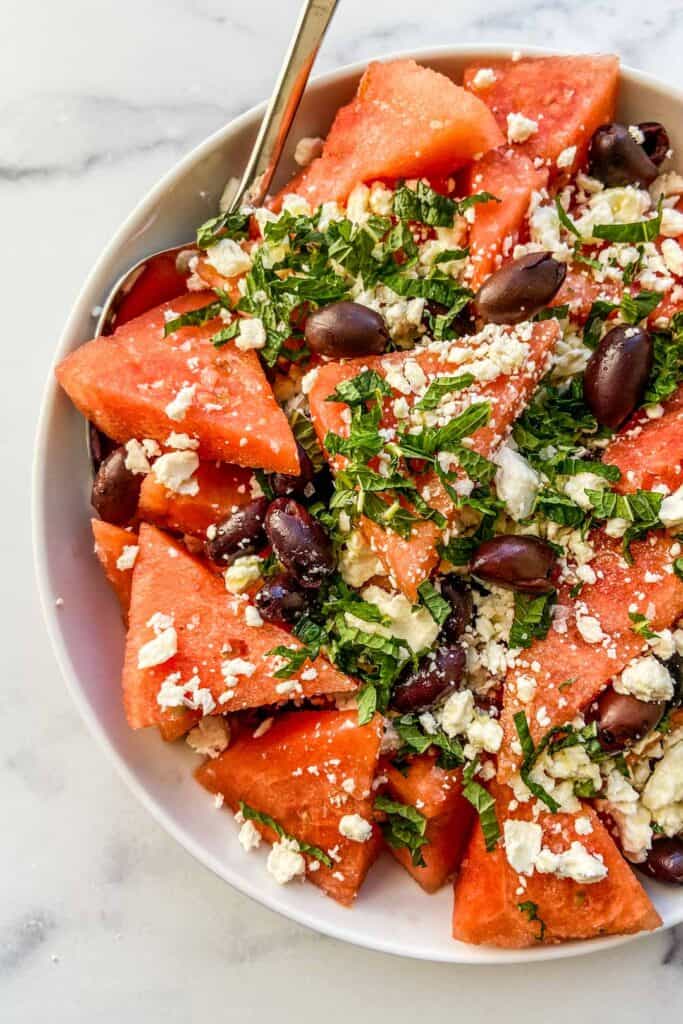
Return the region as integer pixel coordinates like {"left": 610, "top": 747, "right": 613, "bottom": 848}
{"left": 210, "top": 320, "right": 241, "bottom": 347}
{"left": 620, "top": 290, "right": 662, "bottom": 325}
{"left": 433, "top": 248, "right": 470, "bottom": 264}
{"left": 416, "top": 373, "right": 474, "bottom": 410}
{"left": 382, "top": 269, "right": 473, "bottom": 311}
{"left": 591, "top": 199, "right": 663, "bottom": 243}
{"left": 163, "top": 300, "right": 226, "bottom": 336}
{"left": 514, "top": 712, "right": 560, "bottom": 812}
{"left": 586, "top": 488, "right": 662, "bottom": 556}
{"left": 196, "top": 210, "right": 251, "bottom": 249}
{"left": 239, "top": 801, "right": 333, "bottom": 866}
{"left": 509, "top": 591, "right": 555, "bottom": 650}
{"left": 534, "top": 304, "right": 570, "bottom": 322}
{"left": 462, "top": 760, "right": 500, "bottom": 852}
{"left": 534, "top": 488, "right": 587, "bottom": 528}
{"left": 289, "top": 409, "right": 325, "bottom": 473}
{"left": 518, "top": 901, "right": 546, "bottom": 941}
{"left": 440, "top": 535, "right": 477, "bottom": 566}
{"left": 558, "top": 678, "right": 576, "bottom": 692}
{"left": 555, "top": 197, "right": 582, "bottom": 238}
{"left": 417, "top": 580, "right": 451, "bottom": 626}
{"left": 392, "top": 714, "right": 466, "bottom": 770}
{"left": 397, "top": 402, "right": 491, "bottom": 460}
{"left": 374, "top": 795, "right": 428, "bottom": 866}
{"left": 583, "top": 299, "right": 618, "bottom": 349}
{"left": 645, "top": 315, "right": 683, "bottom": 404}
{"left": 326, "top": 369, "right": 392, "bottom": 406}
{"left": 674, "top": 558, "right": 683, "bottom": 581}
{"left": 628, "top": 611, "right": 658, "bottom": 641}
{"left": 267, "top": 643, "right": 320, "bottom": 679}
{"left": 392, "top": 181, "right": 498, "bottom": 227}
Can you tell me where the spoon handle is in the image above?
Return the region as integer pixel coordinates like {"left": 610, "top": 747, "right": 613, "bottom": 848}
{"left": 227, "top": 0, "right": 338, "bottom": 211}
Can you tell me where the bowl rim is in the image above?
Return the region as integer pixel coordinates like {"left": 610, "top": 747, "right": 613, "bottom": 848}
{"left": 32, "top": 42, "right": 683, "bottom": 965}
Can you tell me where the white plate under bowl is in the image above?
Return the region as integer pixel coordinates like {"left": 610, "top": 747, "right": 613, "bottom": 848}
{"left": 33, "top": 44, "right": 683, "bottom": 964}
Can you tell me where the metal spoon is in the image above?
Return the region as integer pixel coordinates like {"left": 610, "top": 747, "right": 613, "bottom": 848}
{"left": 92, "top": 0, "right": 338, "bottom": 340}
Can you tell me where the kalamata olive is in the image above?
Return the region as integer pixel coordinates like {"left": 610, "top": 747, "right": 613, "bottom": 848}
{"left": 588, "top": 122, "right": 658, "bottom": 187}
{"left": 639, "top": 838, "right": 683, "bottom": 885}
{"left": 391, "top": 645, "right": 466, "bottom": 713}
{"left": 638, "top": 121, "right": 670, "bottom": 166}
{"left": 584, "top": 324, "right": 653, "bottom": 429}
{"left": 255, "top": 573, "right": 307, "bottom": 625}
{"left": 304, "top": 301, "right": 389, "bottom": 357}
{"left": 265, "top": 498, "right": 334, "bottom": 588}
{"left": 470, "top": 535, "right": 557, "bottom": 594}
{"left": 206, "top": 497, "right": 269, "bottom": 565}
{"left": 91, "top": 446, "right": 143, "bottom": 525}
{"left": 473, "top": 252, "right": 567, "bottom": 325}
{"left": 270, "top": 443, "right": 315, "bottom": 498}
{"left": 88, "top": 422, "right": 117, "bottom": 472}
{"left": 439, "top": 575, "right": 473, "bottom": 642}
{"left": 589, "top": 685, "right": 664, "bottom": 751}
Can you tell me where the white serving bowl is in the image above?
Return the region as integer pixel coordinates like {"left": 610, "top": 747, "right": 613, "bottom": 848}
{"left": 33, "top": 44, "right": 683, "bottom": 964}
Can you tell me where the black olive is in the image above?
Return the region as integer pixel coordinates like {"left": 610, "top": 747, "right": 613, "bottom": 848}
{"left": 439, "top": 575, "right": 473, "bottom": 642}
{"left": 304, "top": 301, "right": 389, "bottom": 357}
{"left": 265, "top": 498, "right": 334, "bottom": 588}
{"left": 206, "top": 498, "right": 269, "bottom": 565}
{"left": 470, "top": 535, "right": 557, "bottom": 594}
{"left": 270, "top": 443, "right": 315, "bottom": 498}
{"left": 588, "top": 122, "right": 658, "bottom": 187}
{"left": 255, "top": 573, "right": 307, "bottom": 625}
{"left": 638, "top": 121, "right": 670, "bottom": 167}
{"left": 587, "top": 685, "right": 664, "bottom": 751}
{"left": 473, "top": 252, "right": 567, "bottom": 325}
{"left": 639, "top": 838, "right": 683, "bottom": 885}
{"left": 584, "top": 325, "right": 653, "bottom": 429}
{"left": 91, "top": 447, "right": 142, "bottom": 525}
{"left": 391, "top": 645, "right": 466, "bottom": 713}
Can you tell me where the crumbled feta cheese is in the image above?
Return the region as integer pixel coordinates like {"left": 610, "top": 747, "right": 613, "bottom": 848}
{"left": 556, "top": 145, "right": 577, "bottom": 170}
{"left": 358, "top": 585, "right": 439, "bottom": 653}
{"left": 293, "top": 135, "right": 323, "bottom": 167}
{"left": 614, "top": 656, "right": 674, "bottom": 702}
{"left": 339, "top": 531, "right": 384, "bottom": 588}
{"left": 165, "top": 432, "right": 199, "bottom": 450}
{"left": 338, "top": 814, "right": 373, "bottom": 843}
{"left": 346, "top": 183, "right": 370, "bottom": 224}
{"left": 137, "top": 625, "right": 177, "bottom": 669}
{"left": 205, "top": 238, "right": 252, "bottom": 278}
{"left": 660, "top": 486, "right": 683, "bottom": 528}
{"left": 266, "top": 837, "right": 306, "bottom": 884}
{"left": 281, "top": 193, "right": 312, "bottom": 218}
{"left": 504, "top": 819, "right": 543, "bottom": 875}
{"left": 236, "top": 317, "right": 267, "bottom": 351}
{"left": 576, "top": 614, "right": 605, "bottom": 644}
{"left": 115, "top": 545, "right": 139, "bottom": 571}
{"left": 574, "top": 815, "right": 593, "bottom": 836}
{"left": 124, "top": 439, "right": 151, "bottom": 475}
{"left": 151, "top": 451, "right": 199, "bottom": 496}
{"left": 642, "top": 741, "right": 683, "bottom": 828}
{"left": 224, "top": 555, "right": 262, "bottom": 594}
{"left": 165, "top": 383, "right": 196, "bottom": 422}
{"left": 466, "top": 711, "right": 504, "bottom": 754}
{"left": 507, "top": 112, "right": 538, "bottom": 144}
{"left": 494, "top": 445, "right": 540, "bottom": 521}
{"left": 563, "top": 472, "right": 608, "bottom": 510}
{"left": 238, "top": 819, "right": 262, "bottom": 852}
{"left": 439, "top": 689, "right": 475, "bottom": 738}
{"left": 661, "top": 238, "right": 683, "bottom": 277}
{"left": 186, "top": 716, "right": 230, "bottom": 758}
{"left": 368, "top": 182, "right": 394, "bottom": 217}
{"left": 472, "top": 67, "right": 497, "bottom": 89}
{"left": 660, "top": 207, "right": 683, "bottom": 238}
{"left": 535, "top": 841, "right": 607, "bottom": 883}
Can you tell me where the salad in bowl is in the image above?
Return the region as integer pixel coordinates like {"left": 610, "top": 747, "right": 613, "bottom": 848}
{"left": 52, "top": 52, "right": 683, "bottom": 949}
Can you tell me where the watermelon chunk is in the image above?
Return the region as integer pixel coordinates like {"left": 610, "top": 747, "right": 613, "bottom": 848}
{"left": 465, "top": 150, "right": 548, "bottom": 288}
{"left": 603, "top": 384, "right": 683, "bottom": 495}
{"left": 452, "top": 781, "right": 660, "bottom": 947}
{"left": 383, "top": 753, "right": 475, "bottom": 892}
{"left": 122, "top": 524, "right": 356, "bottom": 733}
{"left": 138, "top": 460, "right": 254, "bottom": 537}
{"left": 464, "top": 55, "right": 619, "bottom": 179}
{"left": 309, "top": 320, "right": 559, "bottom": 600}
{"left": 196, "top": 710, "right": 383, "bottom": 906}
{"left": 111, "top": 247, "right": 193, "bottom": 329}
{"left": 281, "top": 58, "right": 503, "bottom": 206}
{"left": 91, "top": 519, "right": 138, "bottom": 621}
{"left": 56, "top": 292, "right": 299, "bottom": 474}
{"left": 499, "top": 531, "right": 683, "bottom": 780}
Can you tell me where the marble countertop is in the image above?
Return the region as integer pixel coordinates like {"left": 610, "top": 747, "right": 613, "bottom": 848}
{"left": 6, "top": 0, "right": 683, "bottom": 1019}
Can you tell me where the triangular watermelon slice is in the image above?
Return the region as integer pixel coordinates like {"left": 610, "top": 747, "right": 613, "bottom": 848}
{"left": 604, "top": 384, "right": 683, "bottom": 494}
{"left": 452, "top": 781, "right": 661, "bottom": 947}
{"left": 122, "top": 524, "right": 356, "bottom": 733}
{"left": 138, "top": 459, "right": 254, "bottom": 538}
{"left": 464, "top": 55, "right": 619, "bottom": 178}
{"left": 196, "top": 709, "right": 383, "bottom": 906}
{"left": 308, "top": 320, "right": 559, "bottom": 600}
{"left": 56, "top": 292, "right": 299, "bottom": 474}
{"left": 382, "top": 753, "right": 475, "bottom": 893}
{"left": 465, "top": 149, "right": 548, "bottom": 288}
{"left": 280, "top": 58, "right": 504, "bottom": 207}
{"left": 92, "top": 519, "right": 138, "bottom": 622}
{"left": 499, "top": 531, "right": 683, "bottom": 780}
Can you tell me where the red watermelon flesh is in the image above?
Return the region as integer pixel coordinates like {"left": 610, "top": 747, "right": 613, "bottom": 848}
{"left": 196, "top": 710, "right": 383, "bottom": 906}
{"left": 498, "top": 530, "right": 683, "bottom": 780}
{"left": 463, "top": 55, "right": 619, "bottom": 179}
{"left": 91, "top": 519, "right": 138, "bottom": 621}
{"left": 452, "top": 781, "right": 660, "bottom": 947}
{"left": 138, "top": 459, "right": 254, "bottom": 538}
{"left": 465, "top": 150, "right": 548, "bottom": 289}
{"left": 383, "top": 753, "right": 475, "bottom": 893}
{"left": 122, "top": 524, "right": 356, "bottom": 733}
{"left": 603, "top": 384, "right": 683, "bottom": 495}
{"left": 56, "top": 291, "right": 299, "bottom": 474}
{"left": 308, "top": 320, "right": 559, "bottom": 600}
{"left": 279, "top": 58, "right": 504, "bottom": 207}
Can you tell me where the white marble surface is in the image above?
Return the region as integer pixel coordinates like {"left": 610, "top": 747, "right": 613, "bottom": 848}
{"left": 6, "top": 0, "right": 683, "bottom": 1019}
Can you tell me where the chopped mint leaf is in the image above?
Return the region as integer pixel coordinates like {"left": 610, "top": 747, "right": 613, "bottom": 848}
{"left": 508, "top": 591, "right": 555, "bottom": 650}
{"left": 518, "top": 900, "right": 546, "bottom": 941}
{"left": 239, "top": 801, "right": 332, "bottom": 866}
{"left": 462, "top": 760, "right": 500, "bottom": 852}
{"left": 163, "top": 300, "right": 226, "bottom": 336}
{"left": 620, "top": 290, "right": 662, "bottom": 325}
{"left": 416, "top": 373, "right": 474, "bottom": 410}
{"left": 417, "top": 580, "right": 451, "bottom": 626}
{"left": 267, "top": 644, "right": 319, "bottom": 679}
{"left": 555, "top": 197, "right": 582, "bottom": 238}
{"left": 210, "top": 320, "right": 240, "bottom": 347}
{"left": 196, "top": 210, "right": 251, "bottom": 249}
{"left": 628, "top": 611, "right": 658, "bottom": 640}
{"left": 374, "top": 794, "right": 428, "bottom": 866}
{"left": 591, "top": 199, "right": 663, "bottom": 243}
{"left": 674, "top": 557, "right": 683, "bottom": 581}
{"left": 326, "top": 369, "right": 392, "bottom": 406}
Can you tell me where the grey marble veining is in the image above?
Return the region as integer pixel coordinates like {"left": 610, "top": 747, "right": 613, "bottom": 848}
{"left": 5, "top": 1, "right": 683, "bottom": 1021}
